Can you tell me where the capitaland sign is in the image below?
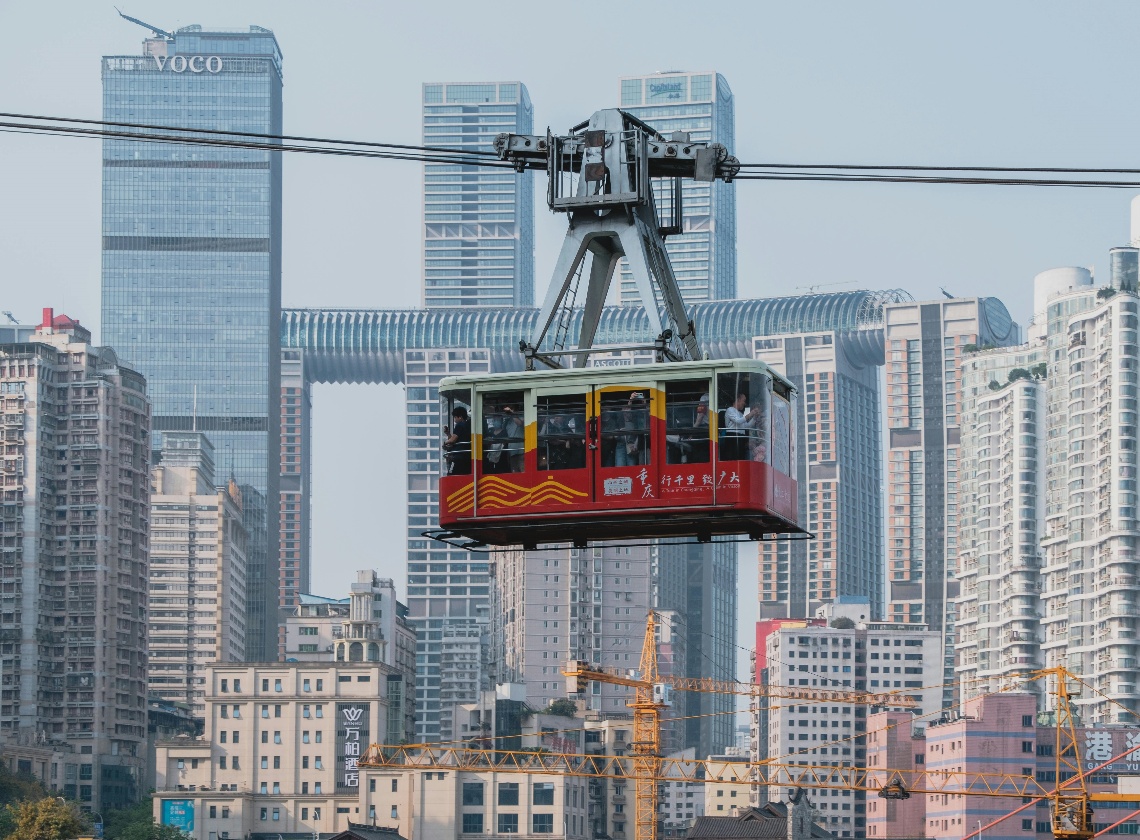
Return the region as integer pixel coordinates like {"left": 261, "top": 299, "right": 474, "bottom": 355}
{"left": 648, "top": 82, "right": 684, "bottom": 96}
{"left": 152, "top": 55, "right": 223, "bottom": 73}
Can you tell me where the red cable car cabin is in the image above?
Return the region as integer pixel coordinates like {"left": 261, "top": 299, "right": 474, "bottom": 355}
{"left": 437, "top": 359, "right": 805, "bottom": 548}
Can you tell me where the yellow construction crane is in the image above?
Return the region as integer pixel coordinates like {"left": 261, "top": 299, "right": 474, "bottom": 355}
{"left": 360, "top": 616, "right": 1138, "bottom": 840}
{"left": 559, "top": 612, "right": 917, "bottom": 840}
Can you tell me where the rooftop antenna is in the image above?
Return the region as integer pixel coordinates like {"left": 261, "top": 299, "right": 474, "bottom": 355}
{"left": 115, "top": 7, "right": 174, "bottom": 40}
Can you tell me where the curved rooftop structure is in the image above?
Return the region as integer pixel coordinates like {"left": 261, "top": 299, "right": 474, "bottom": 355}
{"left": 282, "top": 290, "right": 918, "bottom": 385}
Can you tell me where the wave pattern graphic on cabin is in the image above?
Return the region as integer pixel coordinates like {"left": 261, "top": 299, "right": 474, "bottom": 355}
{"left": 446, "top": 476, "right": 588, "bottom": 513}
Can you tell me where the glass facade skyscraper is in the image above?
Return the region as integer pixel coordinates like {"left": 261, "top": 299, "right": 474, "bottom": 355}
{"left": 421, "top": 82, "right": 534, "bottom": 308}
{"left": 101, "top": 24, "right": 283, "bottom": 659}
{"left": 618, "top": 72, "right": 736, "bottom": 303}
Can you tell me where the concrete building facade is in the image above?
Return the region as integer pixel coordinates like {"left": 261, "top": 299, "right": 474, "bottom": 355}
{"left": 278, "top": 349, "right": 311, "bottom": 628}
{"left": 954, "top": 339, "right": 1047, "bottom": 701}
{"left": 153, "top": 662, "right": 399, "bottom": 840}
{"left": 882, "top": 297, "right": 1019, "bottom": 707}
{"left": 761, "top": 601, "right": 941, "bottom": 840}
{"left": 405, "top": 348, "right": 492, "bottom": 743}
{"left": 149, "top": 432, "right": 248, "bottom": 716}
{"left": 283, "top": 593, "right": 349, "bottom": 661}
{"left": 753, "top": 331, "right": 885, "bottom": 619}
{"left": 0, "top": 312, "right": 151, "bottom": 810}
{"left": 488, "top": 545, "right": 651, "bottom": 718}
{"left": 1044, "top": 284, "right": 1140, "bottom": 721}
{"left": 281, "top": 573, "right": 416, "bottom": 746}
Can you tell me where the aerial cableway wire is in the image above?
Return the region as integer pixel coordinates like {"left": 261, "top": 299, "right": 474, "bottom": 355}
{"left": 9, "top": 111, "right": 1140, "bottom": 187}
{"left": 0, "top": 114, "right": 515, "bottom": 169}
{"left": 0, "top": 111, "right": 501, "bottom": 156}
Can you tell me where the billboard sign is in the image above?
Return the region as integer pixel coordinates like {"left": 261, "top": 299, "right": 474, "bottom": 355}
{"left": 160, "top": 800, "right": 194, "bottom": 833}
{"left": 337, "top": 702, "right": 371, "bottom": 794}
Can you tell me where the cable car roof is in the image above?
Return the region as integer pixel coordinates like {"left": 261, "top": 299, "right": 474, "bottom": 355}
{"left": 438, "top": 357, "right": 796, "bottom": 394}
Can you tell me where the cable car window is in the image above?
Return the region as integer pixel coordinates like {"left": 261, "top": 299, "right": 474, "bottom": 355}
{"left": 717, "top": 372, "right": 771, "bottom": 462}
{"left": 482, "top": 391, "right": 525, "bottom": 474}
{"left": 771, "top": 393, "right": 792, "bottom": 475}
{"left": 600, "top": 390, "right": 651, "bottom": 468}
{"left": 665, "top": 380, "right": 711, "bottom": 465}
{"left": 537, "top": 394, "right": 586, "bottom": 470}
{"left": 441, "top": 388, "right": 472, "bottom": 475}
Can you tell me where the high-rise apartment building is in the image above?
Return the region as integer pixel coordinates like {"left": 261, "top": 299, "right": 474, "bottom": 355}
{"left": 953, "top": 257, "right": 1140, "bottom": 722}
{"left": 405, "top": 348, "right": 493, "bottom": 742}
{"left": 882, "top": 297, "right": 1018, "bottom": 706}
{"left": 487, "top": 541, "right": 738, "bottom": 757}
{"left": 149, "top": 432, "right": 248, "bottom": 716}
{"left": 280, "top": 574, "right": 417, "bottom": 745}
{"left": 1041, "top": 274, "right": 1140, "bottom": 722}
{"left": 0, "top": 311, "right": 150, "bottom": 810}
{"left": 278, "top": 350, "right": 311, "bottom": 624}
{"left": 955, "top": 337, "right": 1047, "bottom": 702}
{"left": 488, "top": 545, "right": 651, "bottom": 710}
{"left": 761, "top": 601, "right": 941, "bottom": 840}
{"left": 656, "top": 540, "right": 738, "bottom": 755}
{"left": 753, "top": 330, "right": 884, "bottom": 618}
{"left": 102, "top": 22, "right": 283, "bottom": 659}
{"left": 421, "top": 82, "right": 534, "bottom": 308}
{"left": 618, "top": 71, "right": 736, "bottom": 303}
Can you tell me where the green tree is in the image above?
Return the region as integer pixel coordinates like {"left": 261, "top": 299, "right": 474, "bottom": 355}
{"left": 4, "top": 798, "right": 88, "bottom": 840}
{"left": 0, "top": 765, "right": 48, "bottom": 809}
{"left": 102, "top": 796, "right": 189, "bottom": 840}
{"left": 1007, "top": 368, "right": 1031, "bottom": 383}
{"left": 542, "top": 698, "right": 578, "bottom": 718}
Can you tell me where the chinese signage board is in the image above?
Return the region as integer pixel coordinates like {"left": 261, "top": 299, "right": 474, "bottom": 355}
{"left": 1079, "top": 728, "right": 1140, "bottom": 772}
{"left": 160, "top": 800, "right": 194, "bottom": 833}
{"left": 337, "top": 702, "right": 371, "bottom": 794}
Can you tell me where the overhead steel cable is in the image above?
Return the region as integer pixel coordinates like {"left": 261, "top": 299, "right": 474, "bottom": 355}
{"left": 0, "top": 116, "right": 515, "bottom": 169}
{"left": 736, "top": 161, "right": 1140, "bottom": 174}
{"left": 0, "top": 110, "right": 501, "bottom": 157}
{"left": 9, "top": 111, "right": 1140, "bottom": 186}
{"left": 732, "top": 172, "right": 1140, "bottom": 188}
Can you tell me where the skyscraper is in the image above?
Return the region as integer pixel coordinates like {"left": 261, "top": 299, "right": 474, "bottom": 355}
{"left": 148, "top": 432, "right": 248, "bottom": 717}
{"left": 0, "top": 312, "right": 150, "bottom": 810}
{"left": 618, "top": 72, "right": 736, "bottom": 303}
{"left": 882, "top": 297, "right": 1019, "bottom": 706}
{"left": 278, "top": 349, "right": 311, "bottom": 632}
{"left": 421, "top": 82, "right": 534, "bottom": 308}
{"left": 955, "top": 337, "right": 1047, "bottom": 703}
{"left": 404, "top": 348, "right": 493, "bottom": 743}
{"left": 753, "top": 329, "right": 885, "bottom": 619}
{"left": 101, "top": 22, "right": 283, "bottom": 659}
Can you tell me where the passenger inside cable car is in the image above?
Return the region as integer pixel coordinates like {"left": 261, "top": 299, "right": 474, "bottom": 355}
{"left": 482, "top": 391, "right": 525, "bottom": 474}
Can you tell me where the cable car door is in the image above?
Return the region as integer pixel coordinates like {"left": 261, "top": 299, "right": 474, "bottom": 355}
{"left": 593, "top": 384, "right": 660, "bottom": 509}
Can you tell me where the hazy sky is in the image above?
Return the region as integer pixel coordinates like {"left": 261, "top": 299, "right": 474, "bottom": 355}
{"left": 4, "top": 1, "right": 1140, "bottom": 685}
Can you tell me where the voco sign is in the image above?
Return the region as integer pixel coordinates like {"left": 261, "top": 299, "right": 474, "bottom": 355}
{"left": 152, "top": 55, "right": 223, "bottom": 74}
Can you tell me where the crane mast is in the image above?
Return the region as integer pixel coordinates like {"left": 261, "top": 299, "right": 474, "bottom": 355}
{"left": 492, "top": 109, "right": 740, "bottom": 369}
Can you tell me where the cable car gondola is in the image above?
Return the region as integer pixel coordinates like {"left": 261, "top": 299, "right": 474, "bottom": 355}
{"left": 436, "top": 359, "right": 805, "bottom": 548}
